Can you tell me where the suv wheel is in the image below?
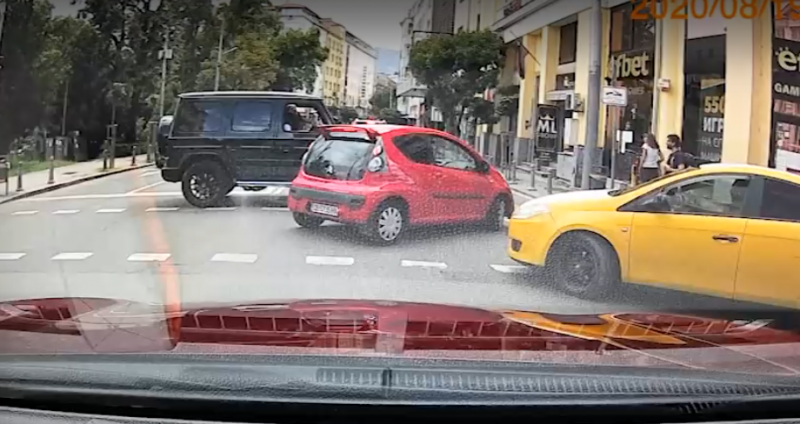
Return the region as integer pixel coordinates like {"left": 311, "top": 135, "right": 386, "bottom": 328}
{"left": 363, "top": 201, "right": 407, "bottom": 245}
{"left": 293, "top": 212, "right": 324, "bottom": 228}
{"left": 181, "top": 161, "right": 230, "bottom": 208}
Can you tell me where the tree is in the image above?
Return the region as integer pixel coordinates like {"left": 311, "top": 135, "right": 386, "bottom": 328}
{"left": 270, "top": 28, "right": 328, "bottom": 92}
{"left": 338, "top": 106, "right": 359, "bottom": 123}
{"left": 369, "top": 87, "right": 395, "bottom": 114}
{"left": 408, "top": 30, "right": 505, "bottom": 135}
{"left": 0, "top": 0, "right": 51, "bottom": 154}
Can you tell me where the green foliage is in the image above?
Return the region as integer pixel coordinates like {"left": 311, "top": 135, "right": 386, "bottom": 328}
{"left": 338, "top": 107, "right": 360, "bottom": 124}
{"left": 408, "top": 30, "right": 505, "bottom": 135}
{"left": 369, "top": 86, "right": 395, "bottom": 114}
{"left": 495, "top": 84, "right": 519, "bottom": 118}
{"left": 270, "top": 28, "right": 329, "bottom": 92}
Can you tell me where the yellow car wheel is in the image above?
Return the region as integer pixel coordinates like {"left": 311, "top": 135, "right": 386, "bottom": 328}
{"left": 546, "top": 232, "right": 620, "bottom": 299}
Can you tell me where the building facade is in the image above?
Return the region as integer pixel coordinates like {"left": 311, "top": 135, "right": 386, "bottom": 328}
{"left": 396, "top": 0, "right": 456, "bottom": 124}
{"left": 489, "top": 0, "right": 792, "bottom": 184}
{"left": 344, "top": 31, "right": 378, "bottom": 114}
{"left": 455, "top": 0, "right": 495, "bottom": 32}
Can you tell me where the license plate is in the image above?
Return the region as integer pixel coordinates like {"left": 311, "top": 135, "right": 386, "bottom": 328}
{"left": 309, "top": 203, "right": 339, "bottom": 217}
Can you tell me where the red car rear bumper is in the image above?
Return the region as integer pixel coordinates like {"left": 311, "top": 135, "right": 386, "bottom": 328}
{"left": 288, "top": 185, "right": 377, "bottom": 224}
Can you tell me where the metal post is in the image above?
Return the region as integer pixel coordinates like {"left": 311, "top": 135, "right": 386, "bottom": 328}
{"left": 147, "top": 122, "right": 154, "bottom": 163}
{"left": 47, "top": 130, "right": 55, "bottom": 185}
{"left": 110, "top": 124, "right": 116, "bottom": 169}
{"left": 530, "top": 158, "right": 538, "bottom": 189}
{"left": 159, "top": 29, "right": 170, "bottom": 117}
{"left": 214, "top": 18, "right": 224, "bottom": 91}
{"left": 102, "top": 140, "right": 108, "bottom": 171}
{"left": 547, "top": 168, "right": 555, "bottom": 194}
{"left": 580, "top": 0, "right": 602, "bottom": 190}
{"left": 608, "top": 58, "right": 618, "bottom": 190}
{"left": 15, "top": 142, "right": 23, "bottom": 192}
{"left": 131, "top": 145, "right": 137, "bottom": 166}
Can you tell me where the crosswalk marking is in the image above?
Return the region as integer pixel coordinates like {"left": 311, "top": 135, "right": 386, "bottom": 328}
{"left": 127, "top": 253, "right": 171, "bottom": 262}
{"left": 306, "top": 256, "right": 354, "bottom": 266}
{"left": 211, "top": 253, "right": 258, "bottom": 263}
{"left": 489, "top": 264, "right": 528, "bottom": 274}
{"left": 53, "top": 209, "right": 79, "bottom": 215}
{"left": 96, "top": 208, "right": 126, "bottom": 213}
{"left": 12, "top": 210, "right": 38, "bottom": 216}
{"left": 401, "top": 260, "right": 448, "bottom": 270}
{"left": 52, "top": 252, "right": 93, "bottom": 261}
{"left": 146, "top": 207, "right": 179, "bottom": 212}
{"left": 0, "top": 253, "right": 26, "bottom": 260}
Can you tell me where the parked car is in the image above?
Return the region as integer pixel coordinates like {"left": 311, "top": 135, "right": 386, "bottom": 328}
{"left": 507, "top": 164, "right": 800, "bottom": 308}
{"left": 156, "top": 91, "right": 333, "bottom": 207}
{"left": 288, "top": 124, "right": 513, "bottom": 245}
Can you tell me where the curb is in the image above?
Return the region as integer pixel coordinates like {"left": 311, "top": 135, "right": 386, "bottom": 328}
{"left": 0, "top": 162, "right": 154, "bottom": 205}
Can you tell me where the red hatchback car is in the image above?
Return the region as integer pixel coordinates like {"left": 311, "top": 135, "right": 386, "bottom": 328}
{"left": 288, "top": 125, "right": 513, "bottom": 244}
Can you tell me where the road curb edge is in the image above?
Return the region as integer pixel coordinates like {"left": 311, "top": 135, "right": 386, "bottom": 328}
{"left": 0, "top": 163, "right": 154, "bottom": 205}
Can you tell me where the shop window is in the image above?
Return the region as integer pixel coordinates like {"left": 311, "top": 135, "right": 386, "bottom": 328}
{"left": 610, "top": 1, "right": 654, "bottom": 53}
{"left": 558, "top": 22, "right": 577, "bottom": 65}
{"left": 773, "top": 11, "right": 800, "bottom": 173}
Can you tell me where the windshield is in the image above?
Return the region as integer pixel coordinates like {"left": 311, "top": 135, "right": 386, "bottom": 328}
{"left": 2, "top": 0, "right": 800, "bottom": 411}
{"left": 303, "top": 136, "right": 375, "bottom": 180}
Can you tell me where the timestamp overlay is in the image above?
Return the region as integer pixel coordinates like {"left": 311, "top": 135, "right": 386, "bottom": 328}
{"left": 631, "top": 0, "right": 798, "bottom": 20}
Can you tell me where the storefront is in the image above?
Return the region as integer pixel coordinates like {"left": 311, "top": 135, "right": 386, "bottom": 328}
{"left": 772, "top": 11, "right": 800, "bottom": 174}
{"left": 605, "top": 2, "right": 655, "bottom": 182}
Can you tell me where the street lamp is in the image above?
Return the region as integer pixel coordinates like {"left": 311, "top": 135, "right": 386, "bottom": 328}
{"left": 214, "top": 46, "right": 237, "bottom": 91}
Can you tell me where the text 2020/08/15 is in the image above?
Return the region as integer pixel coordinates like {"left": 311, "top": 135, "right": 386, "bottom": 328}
{"left": 631, "top": 0, "right": 795, "bottom": 20}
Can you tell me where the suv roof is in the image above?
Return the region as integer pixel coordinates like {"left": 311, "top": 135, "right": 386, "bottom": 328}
{"left": 179, "top": 91, "right": 322, "bottom": 100}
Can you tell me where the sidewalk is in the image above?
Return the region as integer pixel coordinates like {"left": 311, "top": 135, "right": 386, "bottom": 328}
{"left": 0, "top": 154, "right": 151, "bottom": 204}
{"left": 505, "top": 166, "right": 573, "bottom": 200}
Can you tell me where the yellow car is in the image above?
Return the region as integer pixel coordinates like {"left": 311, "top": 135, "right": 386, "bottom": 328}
{"left": 507, "top": 164, "right": 800, "bottom": 307}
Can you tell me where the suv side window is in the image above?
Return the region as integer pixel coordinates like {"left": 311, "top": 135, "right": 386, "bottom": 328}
{"left": 282, "top": 102, "right": 325, "bottom": 133}
{"left": 173, "top": 100, "right": 225, "bottom": 136}
{"left": 394, "top": 134, "right": 433, "bottom": 165}
{"left": 430, "top": 135, "right": 477, "bottom": 171}
{"left": 654, "top": 175, "right": 752, "bottom": 217}
{"left": 758, "top": 178, "right": 800, "bottom": 222}
{"left": 231, "top": 101, "right": 272, "bottom": 132}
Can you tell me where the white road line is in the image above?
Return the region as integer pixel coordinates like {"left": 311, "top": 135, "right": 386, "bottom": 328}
{"left": 211, "top": 253, "right": 258, "bottom": 263}
{"left": 489, "top": 264, "right": 528, "bottom": 274}
{"left": 306, "top": 256, "right": 354, "bottom": 266}
{"left": 0, "top": 253, "right": 26, "bottom": 260}
{"left": 12, "top": 210, "right": 38, "bottom": 216}
{"left": 146, "top": 207, "right": 180, "bottom": 212}
{"left": 96, "top": 208, "right": 126, "bottom": 213}
{"left": 261, "top": 207, "right": 289, "bottom": 211}
{"left": 128, "top": 253, "right": 171, "bottom": 262}
{"left": 401, "top": 260, "right": 448, "bottom": 270}
{"left": 205, "top": 207, "right": 237, "bottom": 211}
{"left": 24, "top": 192, "right": 184, "bottom": 202}
{"left": 53, "top": 209, "right": 79, "bottom": 215}
{"left": 126, "top": 181, "right": 164, "bottom": 194}
{"left": 51, "top": 252, "right": 93, "bottom": 261}
{"left": 140, "top": 170, "right": 161, "bottom": 177}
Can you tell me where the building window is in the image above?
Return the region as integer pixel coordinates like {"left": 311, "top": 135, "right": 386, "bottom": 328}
{"left": 610, "top": 1, "right": 654, "bottom": 54}
{"left": 558, "top": 22, "right": 577, "bottom": 65}
{"left": 773, "top": 10, "right": 800, "bottom": 173}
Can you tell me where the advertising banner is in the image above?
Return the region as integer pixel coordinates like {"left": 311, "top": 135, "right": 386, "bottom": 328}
{"left": 534, "top": 104, "right": 561, "bottom": 162}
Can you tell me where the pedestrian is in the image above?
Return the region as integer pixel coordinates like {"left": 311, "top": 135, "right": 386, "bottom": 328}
{"left": 663, "top": 134, "right": 687, "bottom": 175}
{"left": 637, "top": 133, "right": 663, "bottom": 184}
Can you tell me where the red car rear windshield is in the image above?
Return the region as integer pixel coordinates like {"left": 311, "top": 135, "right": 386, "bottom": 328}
{"left": 303, "top": 136, "right": 375, "bottom": 181}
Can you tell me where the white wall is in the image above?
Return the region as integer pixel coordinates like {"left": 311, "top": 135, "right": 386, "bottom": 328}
{"left": 455, "top": 0, "right": 470, "bottom": 32}
{"left": 345, "top": 42, "right": 377, "bottom": 111}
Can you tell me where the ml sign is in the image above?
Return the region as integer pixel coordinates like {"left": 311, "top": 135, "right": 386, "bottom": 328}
{"left": 535, "top": 104, "right": 561, "bottom": 162}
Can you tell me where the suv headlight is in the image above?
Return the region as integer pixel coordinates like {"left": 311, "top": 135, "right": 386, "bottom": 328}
{"left": 511, "top": 201, "right": 550, "bottom": 219}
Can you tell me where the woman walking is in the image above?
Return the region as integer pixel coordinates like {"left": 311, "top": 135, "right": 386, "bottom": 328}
{"left": 638, "top": 133, "right": 663, "bottom": 183}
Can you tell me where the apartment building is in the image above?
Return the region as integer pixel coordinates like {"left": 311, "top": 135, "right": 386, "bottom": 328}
{"left": 454, "top": 0, "right": 495, "bottom": 32}
{"left": 344, "top": 31, "right": 378, "bottom": 113}
{"left": 396, "top": 0, "right": 456, "bottom": 124}
{"left": 486, "top": 0, "right": 792, "bottom": 183}
{"left": 277, "top": 4, "right": 375, "bottom": 108}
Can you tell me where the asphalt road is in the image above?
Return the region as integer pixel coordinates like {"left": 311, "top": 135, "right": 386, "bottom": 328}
{"left": 0, "top": 167, "right": 759, "bottom": 315}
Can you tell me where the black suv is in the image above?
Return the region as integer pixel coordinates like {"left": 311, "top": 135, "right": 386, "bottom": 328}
{"left": 157, "top": 91, "right": 333, "bottom": 207}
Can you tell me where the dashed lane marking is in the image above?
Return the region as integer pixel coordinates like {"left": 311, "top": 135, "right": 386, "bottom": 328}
{"left": 51, "top": 252, "right": 93, "bottom": 261}
{"left": 205, "top": 207, "right": 237, "bottom": 211}
{"left": 305, "top": 256, "right": 355, "bottom": 266}
{"left": 96, "top": 208, "right": 126, "bottom": 213}
{"left": 261, "top": 207, "right": 290, "bottom": 211}
{"left": 401, "top": 260, "right": 448, "bottom": 270}
{"left": 0, "top": 253, "right": 26, "bottom": 260}
{"left": 211, "top": 253, "right": 258, "bottom": 263}
{"left": 53, "top": 209, "right": 79, "bottom": 215}
{"left": 126, "top": 181, "right": 164, "bottom": 195}
{"left": 11, "top": 210, "right": 38, "bottom": 216}
{"left": 23, "top": 191, "right": 290, "bottom": 202}
{"left": 146, "top": 207, "right": 180, "bottom": 212}
{"left": 127, "top": 253, "right": 171, "bottom": 262}
{"left": 489, "top": 264, "right": 529, "bottom": 274}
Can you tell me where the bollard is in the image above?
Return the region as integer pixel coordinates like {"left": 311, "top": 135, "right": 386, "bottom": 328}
{"left": 3, "top": 161, "right": 8, "bottom": 196}
{"left": 102, "top": 141, "right": 108, "bottom": 171}
{"left": 47, "top": 141, "right": 55, "bottom": 185}
{"left": 547, "top": 168, "right": 555, "bottom": 195}
{"left": 530, "top": 159, "right": 538, "bottom": 189}
{"left": 131, "top": 145, "right": 138, "bottom": 166}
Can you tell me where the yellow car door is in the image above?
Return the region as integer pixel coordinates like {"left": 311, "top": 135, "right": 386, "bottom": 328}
{"left": 734, "top": 177, "right": 800, "bottom": 308}
{"left": 626, "top": 174, "right": 753, "bottom": 298}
